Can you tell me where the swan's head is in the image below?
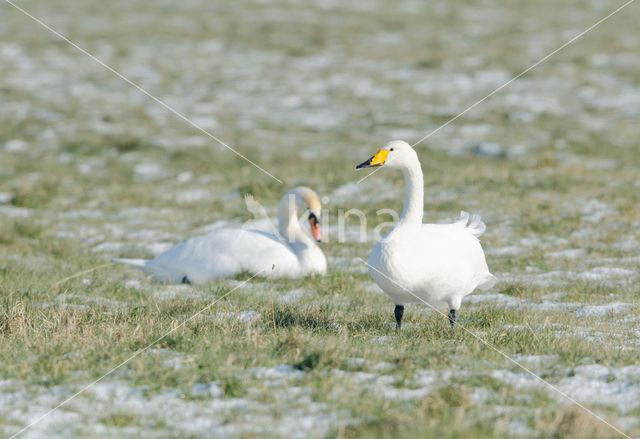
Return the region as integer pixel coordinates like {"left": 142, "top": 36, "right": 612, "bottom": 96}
{"left": 302, "top": 188, "right": 323, "bottom": 242}
{"left": 283, "top": 186, "right": 323, "bottom": 242}
{"left": 355, "top": 140, "right": 416, "bottom": 170}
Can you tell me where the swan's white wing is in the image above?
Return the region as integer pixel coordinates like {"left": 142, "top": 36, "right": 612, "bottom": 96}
{"left": 414, "top": 222, "right": 492, "bottom": 291}
{"left": 145, "top": 228, "right": 299, "bottom": 284}
{"left": 243, "top": 194, "right": 278, "bottom": 234}
{"left": 371, "top": 221, "right": 493, "bottom": 306}
{"left": 244, "top": 194, "right": 269, "bottom": 219}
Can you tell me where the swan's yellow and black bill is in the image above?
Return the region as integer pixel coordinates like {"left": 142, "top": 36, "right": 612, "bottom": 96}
{"left": 308, "top": 213, "right": 322, "bottom": 242}
{"left": 356, "top": 149, "right": 388, "bottom": 169}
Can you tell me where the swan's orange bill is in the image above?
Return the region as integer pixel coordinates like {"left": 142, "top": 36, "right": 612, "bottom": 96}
{"left": 356, "top": 149, "right": 388, "bottom": 169}
{"left": 309, "top": 214, "right": 322, "bottom": 242}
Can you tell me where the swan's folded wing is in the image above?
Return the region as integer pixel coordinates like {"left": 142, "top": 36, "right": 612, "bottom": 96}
{"left": 242, "top": 217, "right": 279, "bottom": 234}
{"left": 148, "top": 228, "right": 298, "bottom": 282}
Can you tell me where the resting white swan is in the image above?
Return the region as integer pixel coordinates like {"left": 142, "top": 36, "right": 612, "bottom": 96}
{"left": 356, "top": 140, "right": 496, "bottom": 329}
{"left": 115, "top": 186, "right": 326, "bottom": 283}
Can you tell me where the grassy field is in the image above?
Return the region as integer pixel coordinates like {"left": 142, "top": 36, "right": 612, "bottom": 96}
{"left": 2, "top": 0, "right": 640, "bottom": 437}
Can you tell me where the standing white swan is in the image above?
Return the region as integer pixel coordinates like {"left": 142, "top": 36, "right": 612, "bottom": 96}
{"left": 356, "top": 140, "right": 496, "bottom": 329}
{"left": 115, "top": 187, "right": 326, "bottom": 283}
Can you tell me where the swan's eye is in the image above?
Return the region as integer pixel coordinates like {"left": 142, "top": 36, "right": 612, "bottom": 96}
{"left": 390, "top": 148, "right": 394, "bottom": 151}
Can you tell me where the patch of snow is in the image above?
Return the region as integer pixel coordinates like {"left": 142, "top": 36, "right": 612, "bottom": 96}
{"left": 4, "top": 139, "right": 28, "bottom": 152}
{"left": 557, "top": 365, "right": 640, "bottom": 412}
{"left": 487, "top": 246, "right": 525, "bottom": 256}
{"left": 541, "top": 292, "right": 566, "bottom": 301}
{"left": 216, "top": 310, "right": 261, "bottom": 324}
{"left": 92, "top": 242, "right": 126, "bottom": 253}
{"left": 0, "top": 192, "right": 13, "bottom": 204}
{"left": 574, "top": 302, "right": 631, "bottom": 318}
{"left": 56, "top": 294, "right": 127, "bottom": 308}
{"left": 371, "top": 362, "right": 395, "bottom": 372}
{"left": 2, "top": 369, "right": 347, "bottom": 438}
{"left": 547, "top": 248, "right": 587, "bottom": 259}
{"left": 331, "top": 182, "right": 364, "bottom": 202}
{"left": 609, "top": 239, "right": 638, "bottom": 252}
{"left": 347, "top": 357, "right": 366, "bottom": 368}
{"left": 570, "top": 228, "right": 594, "bottom": 240}
{"left": 473, "top": 142, "right": 504, "bottom": 158}
{"left": 381, "top": 386, "right": 431, "bottom": 401}
{"left": 370, "top": 336, "right": 392, "bottom": 344}
{"left": 148, "top": 348, "right": 188, "bottom": 370}
{"left": 190, "top": 382, "right": 224, "bottom": 398}
{"left": 124, "top": 279, "right": 144, "bottom": 290}
{"left": 133, "top": 163, "right": 167, "bottom": 182}
{"left": 0, "top": 205, "right": 33, "bottom": 218}
{"left": 512, "top": 355, "right": 559, "bottom": 367}
{"left": 175, "top": 188, "right": 212, "bottom": 203}
{"left": 497, "top": 266, "right": 636, "bottom": 288}
{"left": 507, "top": 420, "right": 534, "bottom": 437}
{"left": 277, "top": 288, "right": 312, "bottom": 303}
{"left": 152, "top": 285, "right": 204, "bottom": 300}
{"left": 465, "top": 293, "right": 521, "bottom": 307}
{"left": 577, "top": 267, "right": 634, "bottom": 281}
{"left": 57, "top": 152, "right": 74, "bottom": 164}
{"left": 491, "top": 370, "right": 543, "bottom": 390}
{"left": 143, "top": 242, "right": 174, "bottom": 255}
{"left": 361, "top": 281, "right": 384, "bottom": 294}
{"left": 249, "top": 365, "right": 305, "bottom": 382}
{"left": 470, "top": 387, "right": 492, "bottom": 403}
{"left": 519, "top": 237, "right": 544, "bottom": 248}
{"left": 176, "top": 171, "right": 194, "bottom": 183}
{"left": 579, "top": 199, "right": 616, "bottom": 223}
{"left": 328, "top": 256, "right": 368, "bottom": 273}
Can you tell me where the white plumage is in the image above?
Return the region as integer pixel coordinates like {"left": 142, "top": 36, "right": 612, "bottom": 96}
{"left": 115, "top": 187, "right": 326, "bottom": 283}
{"left": 356, "top": 140, "right": 495, "bottom": 328}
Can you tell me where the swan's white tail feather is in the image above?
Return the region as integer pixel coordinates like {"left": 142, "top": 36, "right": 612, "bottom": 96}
{"left": 477, "top": 273, "right": 497, "bottom": 291}
{"left": 458, "top": 210, "right": 486, "bottom": 237}
{"left": 456, "top": 211, "right": 470, "bottom": 226}
{"left": 113, "top": 258, "right": 149, "bottom": 269}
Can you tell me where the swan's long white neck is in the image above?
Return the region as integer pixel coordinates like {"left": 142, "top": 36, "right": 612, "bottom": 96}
{"left": 273, "top": 188, "right": 325, "bottom": 276}
{"left": 278, "top": 192, "right": 315, "bottom": 250}
{"left": 397, "top": 157, "right": 424, "bottom": 230}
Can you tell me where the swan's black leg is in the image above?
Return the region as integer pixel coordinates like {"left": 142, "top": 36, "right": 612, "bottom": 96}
{"left": 394, "top": 305, "right": 405, "bottom": 331}
{"left": 181, "top": 276, "right": 191, "bottom": 285}
{"left": 448, "top": 309, "right": 457, "bottom": 328}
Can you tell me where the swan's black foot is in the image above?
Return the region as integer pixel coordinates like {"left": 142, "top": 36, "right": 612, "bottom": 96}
{"left": 448, "top": 309, "right": 457, "bottom": 328}
{"left": 181, "top": 276, "right": 191, "bottom": 285}
{"left": 394, "top": 305, "right": 405, "bottom": 332}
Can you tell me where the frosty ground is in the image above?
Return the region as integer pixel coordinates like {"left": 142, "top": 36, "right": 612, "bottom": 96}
{"left": 1, "top": 0, "right": 640, "bottom": 437}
